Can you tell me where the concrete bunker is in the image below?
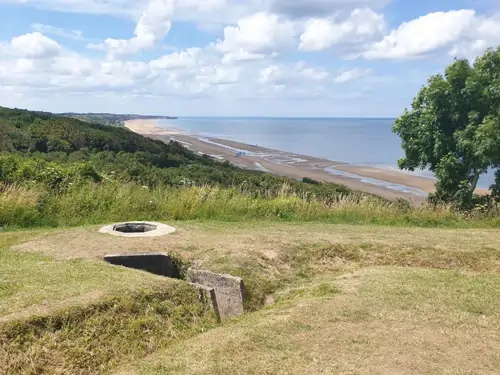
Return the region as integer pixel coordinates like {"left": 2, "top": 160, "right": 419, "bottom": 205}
{"left": 99, "top": 221, "right": 176, "bottom": 237}
{"left": 103, "top": 252, "right": 246, "bottom": 320}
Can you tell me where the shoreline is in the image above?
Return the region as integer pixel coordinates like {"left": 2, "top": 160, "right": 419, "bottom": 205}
{"left": 124, "top": 119, "right": 441, "bottom": 203}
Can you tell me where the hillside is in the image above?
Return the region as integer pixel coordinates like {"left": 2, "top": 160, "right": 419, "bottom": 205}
{"left": 1, "top": 223, "right": 499, "bottom": 374}
{"left": 0, "top": 105, "right": 355, "bottom": 229}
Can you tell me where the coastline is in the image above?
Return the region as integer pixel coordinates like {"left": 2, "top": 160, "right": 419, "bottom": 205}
{"left": 124, "top": 119, "right": 440, "bottom": 203}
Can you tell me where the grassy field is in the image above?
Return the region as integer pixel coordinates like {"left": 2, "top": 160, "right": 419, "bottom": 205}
{"left": 1, "top": 222, "right": 499, "bottom": 374}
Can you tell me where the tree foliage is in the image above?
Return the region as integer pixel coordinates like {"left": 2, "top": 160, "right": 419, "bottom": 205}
{"left": 393, "top": 47, "right": 500, "bottom": 206}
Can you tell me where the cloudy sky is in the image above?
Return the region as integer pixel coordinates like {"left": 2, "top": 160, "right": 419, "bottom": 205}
{"left": 0, "top": 0, "right": 499, "bottom": 117}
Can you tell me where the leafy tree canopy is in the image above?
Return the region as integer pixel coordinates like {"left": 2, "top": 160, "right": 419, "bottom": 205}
{"left": 393, "top": 47, "right": 500, "bottom": 205}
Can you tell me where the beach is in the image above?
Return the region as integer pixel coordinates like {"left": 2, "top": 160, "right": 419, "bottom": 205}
{"left": 125, "top": 119, "right": 441, "bottom": 203}
{"left": 124, "top": 119, "right": 182, "bottom": 135}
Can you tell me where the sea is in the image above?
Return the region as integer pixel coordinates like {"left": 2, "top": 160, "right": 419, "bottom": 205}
{"left": 158, "top": 117, "right": 494, "bottom": 189}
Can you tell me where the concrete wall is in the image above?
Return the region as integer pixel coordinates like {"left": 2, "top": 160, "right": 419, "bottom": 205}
{"left": 187, "top": 269, "right": 246, "bottom": 319}
{"left": 103, "top": 253, "right": 246, "bottom": 320}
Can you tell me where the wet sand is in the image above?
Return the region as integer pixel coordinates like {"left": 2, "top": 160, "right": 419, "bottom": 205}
{"left": 124, "top": 119, "right": 442, "bottom": 203}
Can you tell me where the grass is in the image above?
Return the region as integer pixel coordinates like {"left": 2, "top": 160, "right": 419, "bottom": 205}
{"left": 0, "top": 231, "right": 218, "bottom": 374}
{"left": 126, "top": 268, "right": 500, "bottom": 375}
{"left": 1, "top": 285, "right": 217, "bottom": 375}
{"left": 2, "top": 182, "right": 500, "bottom": 230}
{"left": 1, "top": 222, "right": 500, "bottom": 374}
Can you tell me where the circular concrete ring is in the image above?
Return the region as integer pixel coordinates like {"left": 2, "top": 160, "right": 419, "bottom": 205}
{"left": 99, "top": 221, "right": 176, "bottom": 237}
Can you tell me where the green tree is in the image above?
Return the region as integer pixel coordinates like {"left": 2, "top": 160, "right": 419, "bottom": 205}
{"left": 393, "top": 47, "right": 500, "bottom": 206}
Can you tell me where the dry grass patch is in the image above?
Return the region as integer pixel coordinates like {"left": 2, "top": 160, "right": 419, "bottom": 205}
{"left": 10, "top": 222, "right": 500, "bottom": 266}
{"left": 118, "top": 268, "right": 500, "bottom": 375}
{"left": 8, "top": 222, "right": 500, "bottom": 311}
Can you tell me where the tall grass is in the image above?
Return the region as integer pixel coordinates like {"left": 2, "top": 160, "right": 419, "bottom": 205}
{"left": 0, "top": 185, "right": 42, "bottom": 228}
{"left": 2, "top": 182, "right": 500, "bottom": 229}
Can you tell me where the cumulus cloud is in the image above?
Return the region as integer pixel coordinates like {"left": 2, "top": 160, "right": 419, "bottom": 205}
{"left": 363, "top": 10, "right": 500, "bottom": 59}
{"left": 299, "top": 8, "right": 386, "bottom": 51}
{"left": 150, "top": 48, "right": 202, "bottom": 70}
{"left": 196, "top": 65, "right": 241, "bottom": 87}
{"left": 259, "top": 62, "right": 329, "bottom": 85}
{"left": 1, "top": 32, "right": 61, "bottom": 58}
{"left": 221, "top": 50, "right": 267, "bottom": 65}
{"left": 334, "top": 68, "right": 371, "bottom": 83}
{"left": 87, "top": 0, "right": 174, "bottom": 57}
{"left": 216, "top": 12, "right": 297, "bottom": 56}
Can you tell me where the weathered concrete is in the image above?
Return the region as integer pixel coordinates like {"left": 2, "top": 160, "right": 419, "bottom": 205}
{"left": 104, "top": 252, "right": 180, "bottom": 278}
{"left": 99, "top": 221, "right": 176, "bottom": 237}
{"left": 103, "top": 253, "right": 245, "bottom": 320}
{"left": 189, "top": 283, "right": 221, "bottom": 322}
{"left": 187, "top": 268, "right": 246, "bottom": 319}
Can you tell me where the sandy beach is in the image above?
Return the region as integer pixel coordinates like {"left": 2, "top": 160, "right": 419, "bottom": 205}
{"left": 124, "top": 119, "right": 182, "bottom": 135}
{"left": 124, "top": 119, "right": 443, "bottom": 203}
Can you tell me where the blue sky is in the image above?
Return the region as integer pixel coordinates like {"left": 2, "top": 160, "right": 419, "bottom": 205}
{"left": 0, "top": 0, "right": 499, "bottom": 117}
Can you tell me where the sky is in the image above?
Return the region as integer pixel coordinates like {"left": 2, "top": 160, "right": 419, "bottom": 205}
{"left": 0, "top": 0, "right": 499, "bottom": 117}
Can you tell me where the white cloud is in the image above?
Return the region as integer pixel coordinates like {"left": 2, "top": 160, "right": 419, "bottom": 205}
{"left": 87, "top": 0, "right": 174, "bottom": 57}
{"left": 3, "top": 0, "right": 500, "bottom": 116}
{"left": 221, "top": 50, "right": 267, "bottom": 64}
{"left": 216, "top": 12, "right": 297, "bottom": 55}
{"left": 363, "top": 10, "right": 500, "bottom": 59}
{"left": 259, "top": 62, "right": 329, "bottom": 85}
{"left": 196, "top": 65, "right": 241, "bottom": 86}
{"left": 295, "top": 62, "right": 330, "bottom": 81}
{"left": 150, "top": 48, "right": 202, "bottom": 69}
{"left": 299, "top": 8, "right": 386, "bottom": 51}
{"left": 1, "top": 32, "right": 62, "bottom": 58}
{"left": 31, "top": 23, "right": 84, "bottom": 41}
{"left": 334, "top": 68, "right": 371, "bottom": 83}
{"left": 449, "top": 13, "right": 500, "bottom": 59}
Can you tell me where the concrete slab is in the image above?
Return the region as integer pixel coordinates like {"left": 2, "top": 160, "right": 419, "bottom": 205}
{"left": 99, "top": 221, "right": 175, "bottom": 237}
{"left": 187, "top": 268, "right": 246, "bottom": 319}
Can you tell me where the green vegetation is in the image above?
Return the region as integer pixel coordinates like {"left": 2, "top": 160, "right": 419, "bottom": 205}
{"left": 394, "top": 47, "right": 500, "bottom": 207}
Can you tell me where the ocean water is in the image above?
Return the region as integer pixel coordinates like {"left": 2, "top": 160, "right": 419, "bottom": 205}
{"left": 159, "top": 117, "right": 494, "bottom": 189}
